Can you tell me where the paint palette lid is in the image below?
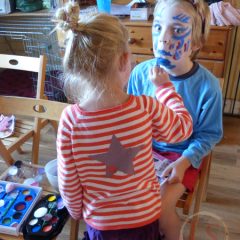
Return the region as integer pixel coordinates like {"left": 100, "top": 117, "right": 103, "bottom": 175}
{"left": 22, "top": 194, "right": 69, "bottom": 240}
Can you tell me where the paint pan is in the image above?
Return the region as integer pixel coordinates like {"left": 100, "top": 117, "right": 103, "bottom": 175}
{"left": 0, "top": 180, "right": 42, "bottom": 236}
{"left": 23, "top": 194, "right": 69, "bottom": 240}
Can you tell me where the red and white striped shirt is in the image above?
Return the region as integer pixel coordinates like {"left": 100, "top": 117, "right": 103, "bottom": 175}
{"left": 57, "top": 82, "right": 192, "bottom": 230}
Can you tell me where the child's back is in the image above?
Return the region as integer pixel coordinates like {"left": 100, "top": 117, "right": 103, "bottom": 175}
{"left": 55, "top": 2, "right": 193, "bottom": 239}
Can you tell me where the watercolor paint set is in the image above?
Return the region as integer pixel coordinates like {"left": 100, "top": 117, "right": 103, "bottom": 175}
{"left": 23, "top": 194, "right": 69, "bottom": 240}
{"left": 0, "top": 180, "right": 42, "bottom": 236}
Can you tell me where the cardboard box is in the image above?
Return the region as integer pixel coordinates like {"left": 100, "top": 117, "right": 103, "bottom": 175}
{"left": 130, "top": 2, "right": 152, "bottom": 21}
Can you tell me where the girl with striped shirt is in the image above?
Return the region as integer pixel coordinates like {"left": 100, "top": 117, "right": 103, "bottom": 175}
{"left": 55, "top": 2, "right": 193, "bottom": 240}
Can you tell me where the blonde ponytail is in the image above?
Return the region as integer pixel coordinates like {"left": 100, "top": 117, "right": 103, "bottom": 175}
{"left": 53, "top": 2, "right": 129, "bottom": 104}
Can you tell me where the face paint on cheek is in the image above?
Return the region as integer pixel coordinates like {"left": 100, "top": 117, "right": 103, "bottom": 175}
{"left": 176, "top": 41, "right": 181, "bottom": 50}
{"left": 172, "top": 29, "right": 191, "bottom": 60}
{"left": 173, "top": 50, "right": 181, "bottom": 60}
{"left": 169, "top": 44, "right": 175, "bottom": 50}
{"left": 173, "top": 29, "right": 191, "bottom": 49}
{"left": 184, "top": 40, "right": 191, "bottom": 52}
{"left": 153, "top": 41, "right": 158, "bottom": 55}
{"left": 152, "top": 32, "right": 159, "bottom": 53}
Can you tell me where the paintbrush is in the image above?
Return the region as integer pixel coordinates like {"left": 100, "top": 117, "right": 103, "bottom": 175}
{"left": 0, "top": 189, "right": 20, "bottom": 220}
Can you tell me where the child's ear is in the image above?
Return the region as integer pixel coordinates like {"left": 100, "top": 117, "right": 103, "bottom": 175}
{"left": 119, "top": 52, "right": 130, "bottom": 72}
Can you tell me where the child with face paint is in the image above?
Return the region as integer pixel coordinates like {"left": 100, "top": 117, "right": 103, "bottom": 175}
{"left": 55, "top": 2, "right": 193, "bottom": 240}
{"left": 128, "top": 0, "right": 223, "bottom": 239}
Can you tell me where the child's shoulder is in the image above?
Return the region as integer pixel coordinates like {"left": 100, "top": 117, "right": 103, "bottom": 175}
{"left": 61, "top": 104, "right": 80, "bottom": 122}
{"left": 191, "top": 63, "right": 220, "bottom": 86}
{"left": 192, "top": 64, "right": 223, "bottom": 94}
{"left": 197, "top": 64, "right": 219, "bottom": 81}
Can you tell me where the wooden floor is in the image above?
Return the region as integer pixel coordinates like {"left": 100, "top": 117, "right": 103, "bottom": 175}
{"left": 0, "top": 116, "right": 239, "bottom": 240}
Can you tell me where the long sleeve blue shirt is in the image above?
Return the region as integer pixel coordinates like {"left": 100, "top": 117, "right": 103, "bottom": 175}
{"left": 128, "top": 59, "right": 223, "bottom": 169}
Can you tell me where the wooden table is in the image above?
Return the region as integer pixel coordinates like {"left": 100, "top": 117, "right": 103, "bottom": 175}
{"left": 0, "top": 162, "right": 78, "bottom": 240}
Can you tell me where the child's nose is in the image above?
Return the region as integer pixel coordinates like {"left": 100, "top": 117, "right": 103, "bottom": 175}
{"left": 158, "top": 28, "right": 171, "bottom": 44}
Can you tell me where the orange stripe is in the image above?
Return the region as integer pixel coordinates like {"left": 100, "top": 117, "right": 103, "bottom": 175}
{"left": 57, "top": 92, "right": 192, "bottom": 230}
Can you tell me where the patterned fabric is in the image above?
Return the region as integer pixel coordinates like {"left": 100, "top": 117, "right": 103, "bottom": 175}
{"left": 57, "top": 83, "right": 192, "bottom": 230}
{"left": 0, "top": 115, "right": 15, "bottom": 139}
{"left": 209, "top": 1, "right": 240, "bottom": 26}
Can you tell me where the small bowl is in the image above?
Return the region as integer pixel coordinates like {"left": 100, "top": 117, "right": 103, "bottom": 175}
{"left": 45, "top": 159, "right": 58, "bottom": 190}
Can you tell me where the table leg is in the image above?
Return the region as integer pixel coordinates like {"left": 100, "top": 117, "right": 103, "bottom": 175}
{"left": 70, "top": 218, "right": 79, "bottom": 240}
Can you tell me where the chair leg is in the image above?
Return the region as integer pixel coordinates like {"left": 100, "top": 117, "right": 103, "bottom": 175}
{"left": 189, "top": 170, "right": 208, "bottom": 239}
{"left": 202, "top": 153, "right": 212, "bottom": 201}
{"left": 32, "top": 119, "right": 41, "bottom": 165}
{"left": 17, "top": 146, "right": 25, "bottom": 154}
{"left": 50, "top": 120, "right": 59, "bottom": 135}
{"left": 189, "top": 213, "right": 199, "bottom": 240}
{"left": 0, "top": 141, "right": 14, "bottom": 166}
{"left": 70, "top": 218, "right": 79, "bottom": 240}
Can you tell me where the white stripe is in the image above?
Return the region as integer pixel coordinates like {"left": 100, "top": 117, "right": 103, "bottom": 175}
{"left": 84, "top": 195, "right": 160, "bottom": 215}
{"left": 83, "top": 200, "right": 161, "bottom": 222}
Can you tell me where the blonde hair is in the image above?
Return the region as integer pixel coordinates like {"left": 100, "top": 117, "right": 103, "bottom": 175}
{"left": 54, "top": 2, "right": 129, "bottom": 104}
{"left": 154, "top": 0, "right": 210, "bottom": 59}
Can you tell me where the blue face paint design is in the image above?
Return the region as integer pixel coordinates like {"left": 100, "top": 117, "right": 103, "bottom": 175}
{"left": 173, "top": 27, "right": 188, "bottom": 36}
{"left": 169, "top": 44, "right": 174, "bottom": 50}
{"left": 173, "top": 14, "right": 190, "bottom": 23}
{"left": 158, "top": 50, "right": 172, "bottom": 56}
{"left": 152, "top": 12, "right": 192, "bottom": 68}
{"left": 174, "top": 50, "right": 181, "bottom": 60}
{"left": 185, "top": 40, "right": 191, "bottom": 52}
{"left": 173, "top": 29, "right": 191, "bottom": 41}
{"left": 156, "top": 58, "right": 176, "bottom": 69}
{"left": 173, "top": 29, "right": 191, "bottom": 60}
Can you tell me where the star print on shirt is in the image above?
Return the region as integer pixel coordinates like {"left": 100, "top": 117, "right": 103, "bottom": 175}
{"left": 89, "top": 135, "right": 143, "bottom": 178}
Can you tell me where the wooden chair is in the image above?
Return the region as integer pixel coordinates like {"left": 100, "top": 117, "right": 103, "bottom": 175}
{"left": 0, "top": 96, "right": 68, "bottom": 125}
{"left": 0, "top": 54, "right": 47, "bottom": 165}
{"left": 176, "top": 153, "right": 212, "bottom": 240}
{"left": 177, "top": 78, "right": 224, "bottom": 240}
{"left": 0, "top": 95, "right": 71, "bottom": 240}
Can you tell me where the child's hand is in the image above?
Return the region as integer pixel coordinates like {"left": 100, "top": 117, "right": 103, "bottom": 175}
{"left": 149, "top": 66, "right": 170, "bottom": 87}
{"left": 161, "top": 157, "right": 191, "bottom": 184}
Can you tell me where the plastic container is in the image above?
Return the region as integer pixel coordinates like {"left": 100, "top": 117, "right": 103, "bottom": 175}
{"left": 96, "top": 0, "right": 111, "bottom": 13}
{"left": 45, "top": 159, "right": 58, "bottom": 190}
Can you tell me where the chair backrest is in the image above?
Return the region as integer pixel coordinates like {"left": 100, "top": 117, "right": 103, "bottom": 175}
{"left": 0, "top": 54, "right": 49, "bottom": 165}
{"left": 0, "top": 96, "right": 68, "bottom": 122}
{"left": 0, "top": 54, "right": 47, "bottom": 98}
